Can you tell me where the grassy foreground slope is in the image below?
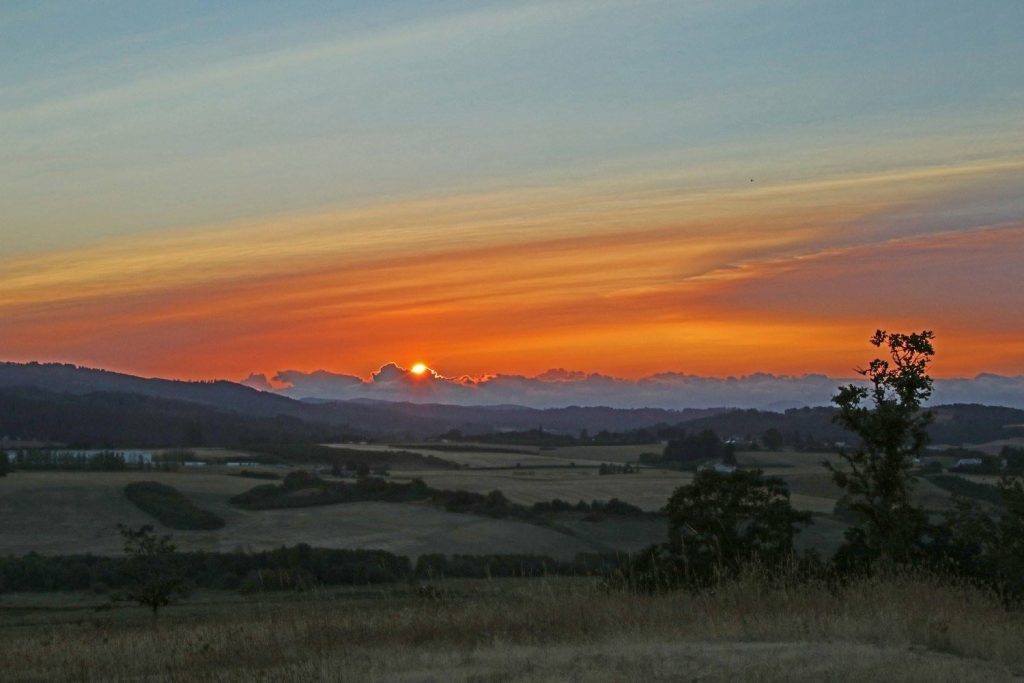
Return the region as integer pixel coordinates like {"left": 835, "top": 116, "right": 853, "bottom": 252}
{"left": 3, "top": 574, "right": 1022, "bottom": 681}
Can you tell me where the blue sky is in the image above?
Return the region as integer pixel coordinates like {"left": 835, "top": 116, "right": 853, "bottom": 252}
{"left": 3, "top": 1, "right": 1021, "bottom": 254}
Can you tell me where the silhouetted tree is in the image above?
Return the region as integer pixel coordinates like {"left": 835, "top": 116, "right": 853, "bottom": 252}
{"left": 117, "top": 524, "right": 188, "bottom": 618}
{"left": 610, "top": 470, "right": 810, "bottom": 591}
{"left": 762, "top": 428, "right": 784, "bottom": 451}
{"left": 666, "top": 469, "right": 811, "bottom": 581}
{"left": 827, "top": 330, "right": 935, "bottom": 567}
{"left": 662, "top": 429, "right": 728, "bottom": 467}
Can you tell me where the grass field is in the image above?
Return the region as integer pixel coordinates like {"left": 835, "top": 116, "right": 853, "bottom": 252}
{"left": 0, "top": 471, "right": 660, "bottom": 558}
{"left": 332, "top": 442, "right": 661, "bottom": 468}
{"left": 3, "top": 573, "right": 1023, "bottom": 681}
{"left": 339, "top": 442, "right": 583, "bottom": 468}
{"left": 1, "top": 445, "right": 985, "bottom": 561}
{"left": 391, "top": 467, "right": 693, "bottom": 511}
{"left": 545, "top": 443, "right": 661, "bottom": 463}
{"left": 4, "top": 445, "right": 1016, "bottom": 680}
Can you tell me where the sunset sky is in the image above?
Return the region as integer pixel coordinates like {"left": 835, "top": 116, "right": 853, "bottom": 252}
{"left": 2, "top": 1, "right": 1023, "bottom": 384}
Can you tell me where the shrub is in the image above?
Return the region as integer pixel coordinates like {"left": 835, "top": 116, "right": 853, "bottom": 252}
{"left": 124, "top": 482, "right": 225, "bottom": 530}
{"left": 230, "top": 474, "right": 431, "bottom": 509}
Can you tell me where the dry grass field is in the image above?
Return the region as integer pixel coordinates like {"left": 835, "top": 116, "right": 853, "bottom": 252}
{"left": 3, "top": 572, "right": 1023, "bottom": 681}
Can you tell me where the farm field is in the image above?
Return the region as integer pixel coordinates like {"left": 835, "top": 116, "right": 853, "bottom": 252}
{"left": 936, "top": 437, "right": 1024, "bottom": 456}
{"left": 545, "top": 443, "right": 661, "bottom": 463}
{"left": 0, "top": 471, "right": 657, "bottom": 558}
{"left": 391, "top": 467, "right": 693, "bottom": 511}
{"left": 329, "top": 442, "right": 582, "bottom": 468}
{"left": 2, "top": 445, "right": 987, "bottom": 560}
{"left": 329, "top": 442, "right": 661, "bottom": 468}
{"left": 176, "top": 447, "right": 259, "bottom": 462}
{"left": 2, "top": 575, "right": 1022, "bottom": 681}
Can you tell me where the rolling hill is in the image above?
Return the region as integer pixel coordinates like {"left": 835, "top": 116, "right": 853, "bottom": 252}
{"left": 2, "top": 362, "right": 1022, "bottom": 448}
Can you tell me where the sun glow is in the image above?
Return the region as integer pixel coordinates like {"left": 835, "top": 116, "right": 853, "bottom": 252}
{"left": 410, "top": 363, "right": 429, "bottom": 375}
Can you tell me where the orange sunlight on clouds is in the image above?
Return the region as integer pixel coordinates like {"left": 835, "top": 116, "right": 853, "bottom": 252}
{"left": 2, "top": 156, "right": 1022, "bottom": 380}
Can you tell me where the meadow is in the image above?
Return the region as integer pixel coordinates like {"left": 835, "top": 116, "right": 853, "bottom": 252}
{"left": 2, "top": 572, "right": 1023, "bottom": 681}
{"left": 4, "top": 440, "right": 1022, "bottom": 681}
{"left": 0, "top": 470, "right": 650, "bottom": 558}
{"left": 0, "top": 443, "right": 979, "bottom": 560}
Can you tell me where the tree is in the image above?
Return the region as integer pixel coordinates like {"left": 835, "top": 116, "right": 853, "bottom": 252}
{"left": 0, "top": 452, "right": 9, "bottom": 477}
{"left": 117, "top": 524, "right": 188, "bottom": 618}
{"left": 666, "top": 469, "right": 811, "bottom": 582}
{"left": 662, "top": 429, "right": 728, "bottom": 468}
{"left": 934, "top": 472, "right": 1024, "bottom": 597}
{"left": 762, "top": 428, "right": 784, "bottom": 451}
{"left": 826, "top": 329, "right": 935, "bottom": 566}
{"left": 609, "top": 469, "right": 809, "bottom": 591}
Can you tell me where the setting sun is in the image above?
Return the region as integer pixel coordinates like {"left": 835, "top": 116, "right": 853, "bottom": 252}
{"left": 410, "top": 363, "right": 429, "bottom": 375}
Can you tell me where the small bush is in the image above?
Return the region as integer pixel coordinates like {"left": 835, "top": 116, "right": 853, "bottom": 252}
{"left": 124, "top": 482, "right": 225, "bottom": 530}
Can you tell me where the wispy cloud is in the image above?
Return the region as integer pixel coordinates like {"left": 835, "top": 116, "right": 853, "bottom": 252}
{"left": 1, "top": 1, "right": 630, "bottom": 125}
{"left": 1, "top": 154, "right": 1021, "bottom": 379}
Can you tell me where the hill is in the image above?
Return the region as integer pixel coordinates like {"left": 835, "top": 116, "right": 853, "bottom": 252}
{"left": 0, "top": 387, "right": 349, "bottom": 448}
{"left": 2, "top": 363, "right": 1022, "bottom": 447}
{"left": 671, "top": 405, "right": 1024, "bottom": 449}
{"left": 0, "top": 362, "right": 720, "bottom": 442}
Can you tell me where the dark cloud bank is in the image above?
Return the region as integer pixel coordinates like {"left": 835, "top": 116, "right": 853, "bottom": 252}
{"left": 241, "top": 365, "right": 1024, "bottom": 411}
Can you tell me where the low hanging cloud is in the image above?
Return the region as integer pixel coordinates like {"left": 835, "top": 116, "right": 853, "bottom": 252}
{"left": 240, "top": 365, "right": 1024, "bottom": 410}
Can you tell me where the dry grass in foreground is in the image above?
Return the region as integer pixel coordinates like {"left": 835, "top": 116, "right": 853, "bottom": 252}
{"left": 4, "top": 572, "right": 1024, "bottom": 682}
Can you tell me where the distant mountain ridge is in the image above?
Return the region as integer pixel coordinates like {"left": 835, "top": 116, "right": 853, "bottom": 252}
{"left": 2, "top": 362, "right": 1022, "bottom": 448}
{"left": 0, "top": 362, "right": 305, "bottom": 418}
{"left": 0, "top": 362, "right": 722, "bottom": 441}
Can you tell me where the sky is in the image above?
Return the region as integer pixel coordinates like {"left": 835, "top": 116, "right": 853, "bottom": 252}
{"left": 2, "top": 0, "right": 1023, "bottom": 393}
